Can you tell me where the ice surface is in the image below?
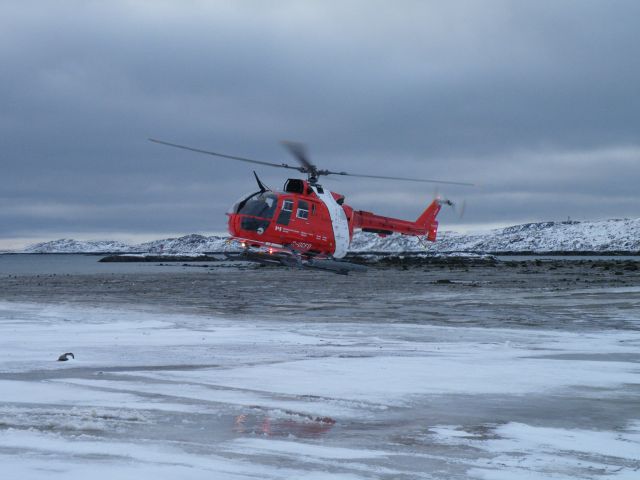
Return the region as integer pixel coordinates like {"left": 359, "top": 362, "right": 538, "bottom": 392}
{"left": 433, "top": 422, "right": 640, "bottom": 479}
{"left": 0, "top": 300, "right": 638, "bottom": 479}
{"left": 120, "top": 351, "right": 638, "bottom": 403}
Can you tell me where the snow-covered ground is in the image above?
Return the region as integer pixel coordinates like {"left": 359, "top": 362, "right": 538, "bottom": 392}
{"left": 1, "top": 300, "right": 638, "bottom": 479}
{"left": 21, "top": 217, "right": 640, "bottom": 254}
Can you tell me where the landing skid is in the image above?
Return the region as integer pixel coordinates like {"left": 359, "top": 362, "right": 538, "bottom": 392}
{"left": 304, "top": 257, "right": 367, "bottom": 275}
{"left": 225, "top": 250, "right": 366, "bottom": 275}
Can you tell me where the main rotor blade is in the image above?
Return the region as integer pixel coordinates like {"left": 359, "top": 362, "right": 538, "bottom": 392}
{"left": 281, "top": 141, "right": 316, "bottom": 172}
{"left": 150, "top": 138, "right": 474, "bottom": 186}
{"left": 324, "top": 170, "right": 475, "bottom": 186}
{"left": 149, "top": 138, "right": 305, "bottom": 172}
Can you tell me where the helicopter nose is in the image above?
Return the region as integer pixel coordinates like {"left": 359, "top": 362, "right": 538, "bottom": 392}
{"left": 227, "top": 213, "right": 240, "bottom": 237}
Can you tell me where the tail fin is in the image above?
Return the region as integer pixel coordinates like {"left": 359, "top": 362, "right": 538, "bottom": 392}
{"left": 416, "top": 199, "right": 443, "bottom": 242}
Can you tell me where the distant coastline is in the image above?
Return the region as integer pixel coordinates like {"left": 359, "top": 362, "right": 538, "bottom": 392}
{"left": 9, "top": 218, "right": 640, "bottom": 256}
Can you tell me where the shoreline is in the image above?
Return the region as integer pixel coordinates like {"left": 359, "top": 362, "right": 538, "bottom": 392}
{"left": 2, "top": 250, "right": 639, "bottom": 259}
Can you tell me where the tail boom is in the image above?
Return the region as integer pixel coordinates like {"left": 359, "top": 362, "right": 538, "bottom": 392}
{"left": 352, "top": 199, "right": 443, "bottom": 242}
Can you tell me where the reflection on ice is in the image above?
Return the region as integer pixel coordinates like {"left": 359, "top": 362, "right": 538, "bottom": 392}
{"left": 233, "top": 412, "right": 335, "bottom": 438}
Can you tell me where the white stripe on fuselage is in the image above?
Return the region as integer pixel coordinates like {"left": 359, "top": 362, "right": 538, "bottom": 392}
{"left": 311, "top": 186, "right": 349, "bottom": 258}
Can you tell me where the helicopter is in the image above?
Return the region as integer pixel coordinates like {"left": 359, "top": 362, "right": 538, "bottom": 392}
{"left": 150, "top": 139, "right": 473, "bottom": 274}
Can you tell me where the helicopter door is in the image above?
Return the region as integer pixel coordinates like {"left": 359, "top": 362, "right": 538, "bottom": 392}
{"left": 276, "top": 199, "right": 294, "bottom": 225}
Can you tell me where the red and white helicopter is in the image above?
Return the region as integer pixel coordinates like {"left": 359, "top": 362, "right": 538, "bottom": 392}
{"left": 150, "top": 139, "right": 473, "bottom": 274}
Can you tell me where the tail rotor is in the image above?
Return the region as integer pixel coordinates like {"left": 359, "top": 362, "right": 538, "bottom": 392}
{"left": 437, "top": 196, "right": 466, "bottom": 219}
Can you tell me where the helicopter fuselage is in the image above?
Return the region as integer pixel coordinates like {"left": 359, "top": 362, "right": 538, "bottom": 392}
{"left": 228, "top": 178, "right": 443, "bottom": 259}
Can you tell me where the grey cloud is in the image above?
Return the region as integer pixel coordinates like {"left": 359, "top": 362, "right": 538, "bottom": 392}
{"left": 1, "top": 0, "right": 639, "bottom": 245}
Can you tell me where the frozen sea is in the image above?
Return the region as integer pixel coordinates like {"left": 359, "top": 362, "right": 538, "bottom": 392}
{"left": 0, "top": 254, "right": 639, "bottom": 479}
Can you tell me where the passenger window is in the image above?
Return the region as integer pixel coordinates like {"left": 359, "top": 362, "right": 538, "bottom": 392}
{"left": 282, "top": 200, "right": 294, "bottom": 212}
{"left": 297, "top": 200, "right": 309, "bottom": 220}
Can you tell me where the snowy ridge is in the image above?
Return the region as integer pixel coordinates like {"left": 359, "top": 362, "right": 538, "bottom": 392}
{"left": 23, "top": 234, "right": 231, "bottom": 254}
{"left": 136, "top": 234, "right": 230, "bottom": 254}
{"left": 21, "top": 218, "right": 640, "bottom": 254}
{"left": 351, "top": 218, "right": 640, "bottom": 253}
{"left": 22, "top": 238, "right": 133, "bottom": 254}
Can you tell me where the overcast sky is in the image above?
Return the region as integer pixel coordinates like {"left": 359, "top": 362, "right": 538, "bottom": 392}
{"left": 1, "top": 0, "right": 639, "bottom": 248}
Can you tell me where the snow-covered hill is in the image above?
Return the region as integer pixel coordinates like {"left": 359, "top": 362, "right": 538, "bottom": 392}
{"left": 21, "top": 218, "right": 640, "bottom": 254}
{"left": 351, "top": 218, "right": 640, "bottom": 253}
{"left": 22, "top": 238, "right": 133, "bottom": 254}
{"left": 23, "top": 234, "right": 232, "bottom": 254}
{"left": 136, "top": 234, "right": 230, "bottom": 254}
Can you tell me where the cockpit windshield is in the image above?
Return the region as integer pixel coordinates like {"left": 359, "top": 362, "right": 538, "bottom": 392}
{"left": 232, "top": 191, "right": 278, "bottom": 219}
